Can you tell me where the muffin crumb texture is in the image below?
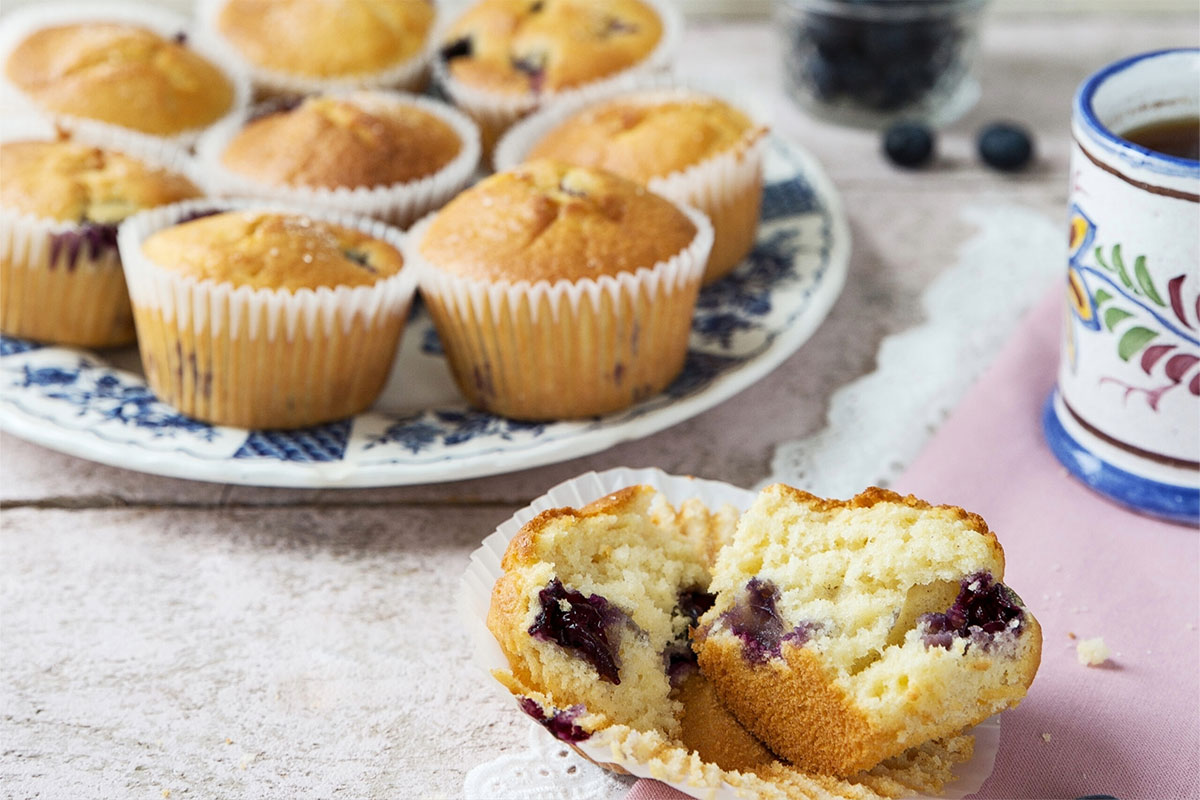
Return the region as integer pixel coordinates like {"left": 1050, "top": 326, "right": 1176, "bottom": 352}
{"left": 218, "top": 0, "right": 434, "bottom": 78}
{"left": 1076, "top": 637, "right": 1110, "bottom": 666}
{"left": 420, "top": 159, "right": 696, "bottom": 283}
{"left": 5, "top": 22, "right": 235, "bottom": 135}
{"left": 441, "top": 0, "right": 663, "bottom": 94}
{"left": 221, "top": 95, "right": 462, "bottom": 189}
{"left": 140, "top": 211, "right": 403, "bottom": 291}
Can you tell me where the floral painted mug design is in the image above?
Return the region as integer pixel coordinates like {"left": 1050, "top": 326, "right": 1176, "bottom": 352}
{"left": 1045, "top": 48, "right": 1199, "bottom": 525}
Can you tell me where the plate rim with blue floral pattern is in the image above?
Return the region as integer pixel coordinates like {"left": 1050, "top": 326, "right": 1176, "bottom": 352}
{"left": 0, "top": 135, "right": 849, "bottom": 488}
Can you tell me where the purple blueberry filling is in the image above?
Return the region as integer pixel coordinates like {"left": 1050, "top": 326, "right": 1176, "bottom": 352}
{"left": 529, "top": 579, "right": 625, "bottom": 684}
{"left": 517, "top": 697, "right": 591, "bottom": 743}
{"left": 342, "top": 250, "right": 376, "bottom": 272}
{"left": 439, "top": 37, "right": 473, "bottom": 63}
{"left": 919, "top": 571, "right": 1025, "bottom": 652}
{"left": 662, "top": 588, "right": 716, "bottom": 685}
{"left": 49, "top": 222, "right": 119, "bottom": 270}
{"left": 721, "top": 578, "right": 819, "bottom": 664}
{"left": 510, "top": 53, "right": 547, "bottom": 92}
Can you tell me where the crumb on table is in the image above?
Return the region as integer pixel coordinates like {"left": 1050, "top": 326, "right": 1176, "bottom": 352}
{"left": 1076, "top": 636, "right": 1111, "bottom": 666}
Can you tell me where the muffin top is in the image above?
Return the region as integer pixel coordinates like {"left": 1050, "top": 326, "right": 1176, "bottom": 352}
{"left": 141, "top": 210, "right": 404, "bottom": 290}
{"left": 527, "top": 94, "right": 764, "bottom": 181}
{"left": 0, "top": 139, "right": 201, "bottom": 223}
{"left": 4, "top": 23, "right": 236, "bottom": 136}
{"left": 440, "top": 0, "right": 663, "bottom": 95}
{"left": 220, "top": 95, "right": 463, "bottom": 189}
{"left": 217, "top": 0, "right": 435, "bottom": 78}
{"left": 419, "top": 159, "right": 696, "bottom": 283}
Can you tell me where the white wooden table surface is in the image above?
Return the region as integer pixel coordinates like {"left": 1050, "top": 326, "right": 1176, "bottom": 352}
{"left": 2, "top": 10, "right": 1197, "bottom": 800}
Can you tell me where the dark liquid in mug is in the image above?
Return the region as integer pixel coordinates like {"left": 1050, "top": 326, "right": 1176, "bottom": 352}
{"left": 1120, "top": 116, "right": 1200, "bottom": 161}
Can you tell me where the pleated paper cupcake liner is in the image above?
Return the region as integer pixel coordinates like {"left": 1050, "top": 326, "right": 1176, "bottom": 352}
{"left": 196, "top": 0, "right": 439, "bottom": 98}
{"left": 408, "top": 199, "right": 713, "bottom": 420}
{"left": 431, "top": 0, "right": 683, "bottom": 158}
{"left": 194, "top": 91, "right": 481, "bottom": 230}
{"left": 117, "top": 198, "right": 418, "bottom": 430}
{"left": 459, "top": 467, "right": 1002, "bottom": 800}
{"left": 0, "top": 1, "right": 252, "bottom": 149}
{"left": 0, "top": 116, "right": 202, "bottom": 347}
{"left": 494, "top": 79, "right": 769, "bottom": 284}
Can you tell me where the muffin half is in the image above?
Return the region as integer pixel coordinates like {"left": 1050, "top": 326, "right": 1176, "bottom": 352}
{"left": 695, "top": 484, "right": 1042, "bottom": 777}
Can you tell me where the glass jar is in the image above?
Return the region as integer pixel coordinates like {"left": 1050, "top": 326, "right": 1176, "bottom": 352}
{"left": 778, "top": 0, "right": 989, "bottom": 128}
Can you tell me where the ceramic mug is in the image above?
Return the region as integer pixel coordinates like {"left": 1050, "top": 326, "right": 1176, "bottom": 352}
{"left": 1044, "top": 48, "right": 1199, "bottom": 525}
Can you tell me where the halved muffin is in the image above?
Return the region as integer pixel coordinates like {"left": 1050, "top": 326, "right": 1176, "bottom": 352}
{"left": 695, "top": 484, "right": 1042, "bottom": 776}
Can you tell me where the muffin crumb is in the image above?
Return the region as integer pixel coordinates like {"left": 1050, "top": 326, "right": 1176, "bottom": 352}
{"left": 1076, "top": 637, "right": 1110, "bottom": 666}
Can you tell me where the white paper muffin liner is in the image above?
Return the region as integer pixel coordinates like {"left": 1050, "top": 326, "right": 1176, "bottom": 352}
{"left": 0, "top": 1, "right": 252, "bottom": 149}
{"left": 0, "top": 116, "right": 203, "bottom": 346}
{"left": 408, "top": 196, "right": 713, "bottom": 419}
{"left": 196, "top": 0, "right": 439, "bottom": 97}
{"left": 118, "top": 198, "right": 418, "bottom": 428}
{"left": 431, "top": 0, "right": 683, "bottom": 153}
{"left": 194, "top": 91, "right": 482, "bottom": 229}
{"left": 494, "top": 77, "right": 769, "bottom": 283}
{"left": 459, "top": 467, "right": 1002, "bottom": 800}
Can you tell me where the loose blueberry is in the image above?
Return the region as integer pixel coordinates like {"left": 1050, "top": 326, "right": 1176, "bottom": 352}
{"left": 920, "top": 571, "right": 1025, "bottom": 651}
{"left": 528, "top": 579, "right": 624, "bottom": 684}
{"left": 883, "top": 121, "right": 935, "bottom": 168}
{"left": 978, "top": 122, "right": 1034, "bottom": 172}
{"left": 517, "top": 698, "right": 591, "bottom": 743}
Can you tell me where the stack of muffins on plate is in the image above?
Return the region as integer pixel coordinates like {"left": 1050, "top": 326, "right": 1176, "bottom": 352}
{"left": 0, "top": 0, "right": 772, "bottom": 430}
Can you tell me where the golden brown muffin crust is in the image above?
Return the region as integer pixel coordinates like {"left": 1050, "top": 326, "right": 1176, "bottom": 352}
{"left": 0, "top": 139, "right": 201, "bottom": 223}
{"left": 419, "top": 160, "right": 697, "bottom": 283}
{"left": 220, "top": 95, "right": 462, "bottom": 189}
{"left": 218, "top": 0, "right": 435, "bottom": 78}
{"left": 441, "top": 0, "right": 663, "bottom": 94}
{"left": 5, "top": 23, "right": 235, "bottom": 136}
{"left": 140, "top": 211, "right": 403, "bottom": 290}
{"left": 528, "top": 95, "right": 765, "bottom": 182}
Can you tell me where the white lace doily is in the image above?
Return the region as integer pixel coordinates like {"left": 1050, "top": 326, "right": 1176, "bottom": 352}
{"left": 462, "top": 201, "right": 1061, "bottom": 800}
{"left": 464, "top": 723, "right": 634, "bottom": 800}
{"left": 770, "top": 202, "right": 1061, "bottom": 495}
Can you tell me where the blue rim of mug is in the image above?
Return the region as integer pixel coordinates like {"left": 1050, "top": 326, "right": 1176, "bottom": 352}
{"left": 1042, "top": 391, "right": 1200, "bottom": 527}
{"left": 1074, "top": 48, "right": 1200, "bottom": 179}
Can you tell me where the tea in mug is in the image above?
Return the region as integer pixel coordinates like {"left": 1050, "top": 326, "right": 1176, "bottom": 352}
{"left": 1120, "top": 116, "right": 1200, "bottom": 161}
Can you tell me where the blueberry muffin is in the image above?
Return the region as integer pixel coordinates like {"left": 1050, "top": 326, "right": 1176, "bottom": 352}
{"left": 486, "top": 483, "right": 982, "bottom": 799}
{"left": 3, "top": 21, "right": 238, "bottom": 137}
{"left": 121, "top": 205, "right": 416, "bottom": 429}
{"left": 412, "top": 159, "right": 712, "bottom": 420}
{"left": 695, "top": 485, "right": 1042, "bottom": 777}
{"left": 504, "top": 87, "right": 769, "bottom": 283}
{"left": 435, "top": 0, "right": 676, "bottom": 153}
{"left": 210, "top": 0, "right": 436, "bottom": 94}
{"left": 200, "top": 92, "right": 480, "bottom": 227}
{"left": 0, "top": 133, "right": 201, "bottom": 347}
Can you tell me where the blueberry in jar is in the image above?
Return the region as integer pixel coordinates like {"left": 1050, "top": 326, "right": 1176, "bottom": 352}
{"left": 978, "top": 122, "right": 1034, "bottom": 171}
{"left": 883, "top": 121, "right": 935, "bottom": 168}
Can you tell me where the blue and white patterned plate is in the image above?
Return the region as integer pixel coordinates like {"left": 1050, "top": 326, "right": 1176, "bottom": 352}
{"left": 0, "top": 136, "right": 849, "bottom": 487}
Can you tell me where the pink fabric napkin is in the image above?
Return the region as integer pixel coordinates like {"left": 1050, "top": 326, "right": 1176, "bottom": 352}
{"left": 626, "top": 286, "right": 1199, "bottom": 800}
